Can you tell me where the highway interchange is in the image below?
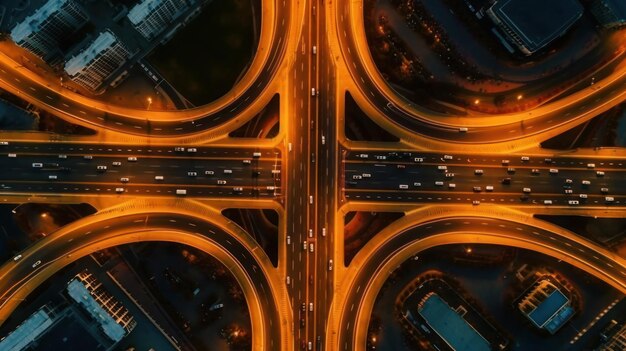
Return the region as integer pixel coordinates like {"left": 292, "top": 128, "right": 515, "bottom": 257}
{"left": 0, "top": 1, "right": 625, "bottom": 351}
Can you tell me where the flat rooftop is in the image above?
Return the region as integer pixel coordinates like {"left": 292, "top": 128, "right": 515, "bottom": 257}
{"left": 490, "top": 0, "right": 583, "bottom": 52}
{"left": 34, "top": 315, "right": 103, "bottom": 351}
{"left": 418, "top": 293, "right": 491, "bottom": 351}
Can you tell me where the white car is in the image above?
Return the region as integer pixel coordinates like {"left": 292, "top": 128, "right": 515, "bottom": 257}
{"left": 328, "top": 259, "right": 333, "bottom": 271}
{"left": 120, "top": 177, "right": 129, "bottom": 183}
{"left": 115, "top": 188, "right": 125, "bottom": 193}
{"left": 13, "top": 254, "right": 22, "bottom": 261}
{"left": 399, "top": 184, "right": 409, "bottom": 189}
{"left": 155, "top": 176, "right": 164, "bottom": 180}
{"left": 97, "top": 165, "right": 107, "bottom": 171}
{"left": 127, "top": 157, "right": 137, "bottom": 162}
{"left": 217, "top": 180, "right": 227, "bottom": 185}
{"left": 187, "top": 148, "right": 197, "bottom": 153}
{"left": 48, "top": 175, "right": 57, "bottom": 180}
{"left": 174, "top": 147, "right": 185, "bottom": 152}
{"left": 187, "top": 171, "right": 197, "bottom": 177}
{"left": 112, "top": 161, "right": 121, "bottom": 166}
{"left": 568, "top": 200, "right": 579, "bottom": 205}
{"left": 287, "top": 235, "right": 291, "bottom": 244}
{"left": 309, "top": 243, "right": 314, "bottom": 253}
{"left": 474, "top": 169, "right": 483, "bottom": 175}
{"left": 58, "top": 154, "right": 67, "bottom": 159}
{"left": 205, "top": 170, "right": 215, "bottom": 175}
{"left": 443, "top": 155, "right": 453, "bottom": 160}
{"left": 31, "top": 260, "right": 42, "bottom": 268}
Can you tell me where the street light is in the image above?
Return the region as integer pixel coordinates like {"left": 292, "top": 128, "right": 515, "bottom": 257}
{"left": 516, "top": 94, "right": 523, "bottom": 101}
{"left": 146, "top": 97, "right": 153, "bottom": 110}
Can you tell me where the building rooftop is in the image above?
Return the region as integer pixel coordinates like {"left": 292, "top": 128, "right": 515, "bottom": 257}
{"left": 418, "top": 293, "right": 491, "bottom": 351}
{"left": 64, "top": 31, "right": 117, "bottom": 76}
{"left": 127, "top": 0, "right": 166, "bottom": 25}
{"left": 67, "top": 278, "right": 126, "bottom": 342}
{"left": 10, "top": 0, "right": 72, "bottom": 42}
{"left": 490, "top": 0, "right": 583, "bottom": 52}
{"left": 0, "top": 308, "right": 53, "bottom": 351}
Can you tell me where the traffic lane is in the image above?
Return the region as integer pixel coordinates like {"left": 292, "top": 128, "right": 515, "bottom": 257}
{"left": 0, "top": 0, "right": 291, "bottom": 136}
{"left": 0, "top": 143, "right": 280, "bottom": 160}
{"left": 345, "top": 163, "right": 621, "bottom": 196}
{"left": 345, "top": 151, "right": 626, "bottom": 170}
{"left": 0, "top": 212, "right": 282, "bottom": 348}
{"left": 337, "top": 217, "right": 626, "bottom": 351}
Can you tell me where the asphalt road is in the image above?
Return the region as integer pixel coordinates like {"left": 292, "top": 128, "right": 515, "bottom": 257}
{"left": 0, "top": 212, "right": 282, "bottom": 350}
{"left": 337, "top": 217, "right": 626, "bottom": 351}
{"left": 0, "top": 0, "right": 292, "bottom": 136}
{"left": 344, "top": 150, "right": 625, "bottom": 205}
{"left": 0, "top": 142, "right": 281, "bottom": 198}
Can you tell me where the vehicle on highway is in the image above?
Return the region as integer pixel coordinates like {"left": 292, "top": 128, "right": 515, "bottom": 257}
{"left": 321, "top": 135, "right": 325, "bottom": 144}
{"left": 582, "top": 180, "right": 591, "bottom": 185}
{"left": 544, "top": 158, "right": 553, "bottom": 164}
{"left": 187, "top": 148, "right": 197, "bottom": 153}
{"left": 443, "top": 155, "right": 453, "bottom": 160}
{"left": 303, "top": 241, "right": 307, "bottom": 250}
{"left": 501, "top": 178, "right": 511, "bottom": 185}
{"left": 58, "top": 154, "right": 67, "bottom": 159}
{"left": 473, "top": 186, "right": 482, "bottom": 192}
{"left": 362, "top": 173, "right": 371, "bottom": 178}
{"left": 112, "top": 161, "right": 121, "bottom": 166}
{"left": 286, "top": 276, "right": 290, "bottom": 285}
{"left": 120, "top": 177, "right": 129, "bottom": 183}
{"left": 601, "top": 187, "right": 609, "bottom": 193}
{"left": 253, "top": 152, "right": 262, "bottom": 158}
{"left": 187, "top": 171, "right": 197, "bottom": 177}
{"left": 205, "top": 170, "right": 215, "bottom": 175}
{"left": 8, "top": 153, "right": 16, "bottom": 158}
{"left": 176, "top": 189, "right": 187, "bottom": 195}
{"left": 568, "top": 200, "right": 579, "bottom": 205}
{"left": 300, "top": 319, "right": 305, "bottom": 329}
{"left": 233, "top": 187, "right": 243, "bottom": 192}
{"left": 328, "top": 259, "right": 333, "bottom": 271}
{"left": 448, "top": 183, "right": 456, "bottom": 189}
{"left": 115, "top": 188, "right": 125, "bottom": 193}
{"left": 501, "top": 160, "right": 509, "bottom": 165}
{"left": 437, "top": 165, "right": 447, "bottom": 171}
{"left": 357, "top": 153, "right": 369, "bottom": 159}
{"left": 174, "top": 147, "right": 185, "bottom": 152}
{"left": 311, "top": 88, "right": 316, "bottom": 96}
{"left": 301, "top": 303, "right": 306, "bottom": 312}
{"left": 309, "top": 229, "right": 313, "bottom": 237}
{"left": 474, "top": 169, "right": 483, "bottom": 175}
{"left": 83, "top": 155, "right": 93, "bottom": 160}
{"left": 352, "top": 175, "right": 362, "bottom": 180}
{"left": 224, "top": 169, "right": 233, "bottom": 174}
{"left": 414, "top": 157, "right": 424, "bottom": 163}
{"left": 309, "top": 302, "right": 313, "bottom": 311}
{"left": 587, "top": 163, "right": 595, "bottom": 168}
{"left": 13, "top": 254, "right": 22, "bottom": 261}
{"left": 435, "top": 181, "right": 444, "bottom": 186}
{"left": 272, "top": 169, "right": 281, "bottom": 174}
{"left": 309, "top": 195, "right": 313, "bottom": 204}
{"left": 312, "top": 45, "right": 317, "bottom": 54}
{"left": 308, "top": 341, "right": 313, "bottom": 350}
{"left": 289, "top": 143, "right": 292, "bottom": 151}
{"left": 375, "top": 155, "right": 386, "bottom": 160}
{"left": 565, "top": 179, "right": 573, "bottom": 184}
{"left": 155, "top": 175, "right": 164, "bottom": 180}
{"left": 522, "top": 187, "right": 531, "bottom": 193}
{"left": 97, "top": 165, "right": 107, "bottom": 171}
{"left": 48, "top": 175, "right": 57, "bottom": 180}
{"left": 531, "top": 169, "right": 540, "bottom": 175}
{"left": 445, "top": 173, "right": 454, "bottom": 178}
{"left": 605, "top": 196, "right": 615, "bottom": 203}
{"left": 309, "top": 243, "right": 314, "bottom": 252}
{"left": 507, "top": 167, "right": 515, "bottom": 173}
{"left": 413, "top": 182, "right": 422, "bottom": 187}
{"left": 32, "top": 163, "right": 43, "bottom": 168}
{"left": 322, "top": 228, "right": 326, "bottom": 237}
{"left": 544, "top": 200, "right": 553, "bottom": 205}
{"left": 579, "top": 194, "right": 588, "bottom": 199}
{"left": 217, "top": 180, "right": 227, "bottom": 185}
{"left": 399, "top": 184, "right": 408, "bottom": 189}
{"left": 472, "top": 200, "right": 480, "bottom": 206}
{"left": 459, "top": 127, "right": 468, "bottom": 132}
{"left": 521, "top": 156, "right": 529, "bottom": 161}
{"left": 127, "top": 157, "right": 137, "bottom": 162}
{"left": 396, "top": 164, "right": 405, "bottom": 169}
{"left": 241, "top": 159, "right": 251, "bottom": 164}
{"left": 565, "top": 189, "right": 573, "bottom": 194}
{"left": 32, "top": 260, "right": 41, "bottom": 268}
{"left": 549, "top": 169, "right": 559, "bottom": 174}
{"left": 0, "top": 141, "right": 8, "bottom": 145}
{"left": 485, "top": 185, "right": 494, "bottom": 191}
{"left": 596, "top": 171, "right": 605, "bottom": 176}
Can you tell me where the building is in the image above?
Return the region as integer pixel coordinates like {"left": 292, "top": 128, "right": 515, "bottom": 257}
{"left": 517, "top": 278, "right": 575, "bottom": 334}
{"left": 0, "top": 271, "right": 136, "bottom": 351}
{"left": 127, "top": 0, "right": 189, "bottom": 40}
{"left": 486, "top": 0, "right": 583, "bottom": 55}
{"left": 64, "top": 31, "right": 131, "bottom": 92}
{"left": 596, "top": 320, "right": 626, "bottom": 350}
{"left": 590, "top": 0, "right": 626, "bottom": 29}
{"left": 10, "top": 0, "right": 88, "bottom": 59}
{"left": 417, "top": 293, "right": 491, "bottom": 351}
